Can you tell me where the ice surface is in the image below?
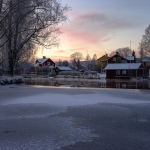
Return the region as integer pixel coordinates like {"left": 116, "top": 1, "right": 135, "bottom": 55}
{"left": 2, "top": 92, "right": 150, "bottom": 107}
{"left": 0, "top": 85, "right": 150, "bottom": 150}
{"left": 0, "top": 116, "right": 98, "bottom": 150}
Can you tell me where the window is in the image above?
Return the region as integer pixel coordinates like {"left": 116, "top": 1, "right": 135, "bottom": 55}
{"left": 122, "top": 84, "right": 126, "bottom": 88}
{"left": 116, "top": 57, "right": 121, "bottom": 63}
{"left": 116, "top": 70, "right": 120, "bottom": 75}
{"left": 101, "top": 68, "right": 106, "bottom": 73}
{"left": 116, "top": 83, "right": 120, "bottom": 88}
{"left": 47, "top": 62, "right": 50, "bottom": 65}
{"left": 146, "top": 62, "right": 150, "bottom": 66}
{"left": 122, "top": 70, "right": 126, "bottom": 75}
{"left": 101, "top": 61, "right": 106, "bottom": 67}
{"left": 101, "top": 82, "right": 106, "bottom": 88}
{"left": 113, "top": 57, "right": 116, "bottom": 61}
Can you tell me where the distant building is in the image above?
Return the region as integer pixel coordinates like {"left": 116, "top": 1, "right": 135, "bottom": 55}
{"left": 54, "top": 66, "right": 72, "bottom": 74}
{"left": 124, "top": 56, "right": 135, "bottom": 63}
{"left": 107, "top": 52, "right": 135, "bottom": 64}
{"left": 97, "top": 54, "right": 108, "bottom": 73}
{"left": 105, "top": 63, "right": 148, "bottom": 79}
{"left": 35, "top": 56, "right": 55, "bottom": 68}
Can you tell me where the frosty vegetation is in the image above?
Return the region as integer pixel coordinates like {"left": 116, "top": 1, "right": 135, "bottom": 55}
{"left": 139, "top": 25, "right": 150, "bottom": 58}
{"left": 0, "top": 0, "right": 70, "bottom": 76}
{"left": 0, "top": 75, "right": 24, "bottom": 85}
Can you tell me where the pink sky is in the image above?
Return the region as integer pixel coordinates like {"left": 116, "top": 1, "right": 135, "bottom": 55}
{"left": 37, "top": 0, "right": 150, "bottom": 61}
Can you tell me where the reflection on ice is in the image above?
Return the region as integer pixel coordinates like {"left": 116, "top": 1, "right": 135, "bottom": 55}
{"left": 24, "top": 78, "right": 150, "bottom": 89}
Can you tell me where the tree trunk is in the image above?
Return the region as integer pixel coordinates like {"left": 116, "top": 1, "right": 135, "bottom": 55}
{"left": 8, "top": 0, "right": 14, "bottom": 76}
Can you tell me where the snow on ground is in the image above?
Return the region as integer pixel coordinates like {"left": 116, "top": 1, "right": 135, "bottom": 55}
{"left": 2, "top": 90, "right": 150, "bottom": 107}
{"left": 0, "top": 75, "right": 24, "bottom": 85}
{"left": 99, "top": 73, "right": 106, "bottom": 78}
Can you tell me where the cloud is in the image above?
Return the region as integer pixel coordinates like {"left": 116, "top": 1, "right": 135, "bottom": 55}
{"left": 50, "top": 55, "right": 71, "bottom": 61}
{"left": 62, "top": 12, "right": 135, "bottom": 46}
{"left": 56, "top": 50, "right": 65, "bottom": 53}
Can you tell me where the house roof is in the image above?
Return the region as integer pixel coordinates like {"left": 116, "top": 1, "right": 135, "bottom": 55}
{"left": 107, "top": 52, "right": 121, "bottom": 60}
{"left": 105, "top": 63, "right": 142, "bottom": 70}
{"left": 57, "top": 66, "right": 72, "bottom": 71}
{"left": 37, "top": 58, "right": 48, "bottom": 64}
{"left": 97, "top": 54, "right": 108, "bottom": 60}
{"left": 124, "top": 56, "right": 134, "bottom": 61}
{"left": 107, "top": 52, "right": 134, "bottom": 61}
{"left": 142, "top": 57, "right": 150, "bottom": 62}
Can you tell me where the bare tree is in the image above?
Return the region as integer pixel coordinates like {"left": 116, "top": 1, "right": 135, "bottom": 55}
{"left": 91, "top": 54, "right": 97, "bottom": 70}
{"left": 0, "top": 0, "right": 70, "bottom": 75}
{"left": 85, "top": 54, "right": 91, "bottom": 70}
{"left": 139, "top": 25, "right": 150, "bottom": 58}
{"left": 109, "top": 47, "right": 132, "bottom": 57}
{"left": 85, "top": 54, "right": 91, "bottom": 61}
{"left": 70, "top": 52, "right": 83, "bottom": 70}
{"left": 92, "top": 54, "right": 97, "bottom": 65}
{"left": 62, "top": 60, "right": 69, "bottom": 66}
{"left": 0, "top": 0, "right": 3, "bottom": 14}
{"left": 0, "top": 51, "right": 2, "bottom": 63}
{"left": 58, "top": 58, "right": 62, "bottom": 66}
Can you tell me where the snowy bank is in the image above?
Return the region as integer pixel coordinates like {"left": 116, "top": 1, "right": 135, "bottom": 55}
{"left": 0, "top": 76, "right": 24, "bottom": 85}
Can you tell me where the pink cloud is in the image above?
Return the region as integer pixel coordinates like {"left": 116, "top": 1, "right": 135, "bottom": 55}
{"left": 56, "top": 50, "right": 65, "bottom": 53}
{"left": 61, "top": 12, "right": 134, "bottom": 47}
{"left": 50, "top": 55, "right": 71, "bottom": 61}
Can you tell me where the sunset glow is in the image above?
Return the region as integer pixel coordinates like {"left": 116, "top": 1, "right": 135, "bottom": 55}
{"left": 37, "top": 0, "right": 150, "bottom": 61}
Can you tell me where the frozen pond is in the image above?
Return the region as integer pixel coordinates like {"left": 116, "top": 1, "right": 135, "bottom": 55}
{"left": 24, "top": 77, "right": 150, "bottom": 90}
{"left": 0, "top": 85, "right": 150, "bottom": 150}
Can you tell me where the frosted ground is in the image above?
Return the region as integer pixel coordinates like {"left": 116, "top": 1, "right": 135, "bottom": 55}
{"left": 0, "top": 85, "right": 150, "bottom": 150}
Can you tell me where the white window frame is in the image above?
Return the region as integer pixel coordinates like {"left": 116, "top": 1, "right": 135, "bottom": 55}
{"left": 116, "top": 83, "right": 120, "bottom": 88}
{"left": 117, "top": 57, "right": 121, "bottom": 62}
{"left": 113, "top": 57, "right": 116, "bottom": 61}
{"left": 47, "top": 62, "right": 50, "bottom": 65}
{"left": 122, "top": 84, "right": 126, "bottom": 88}
{"left": 101, "top": 82, "right": 106, "bottom": 88}
{"left": 122, "top": 70, "right": 126, "bottom": 75}
{"left": 146, "top": 62, "right": 150, "bottom": 66}
{"left": 116, "top": 70, "right": 120, "bottom": 75}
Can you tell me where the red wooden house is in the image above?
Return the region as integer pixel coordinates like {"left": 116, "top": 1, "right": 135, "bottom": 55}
{"left": 103, "top": 52, "right": 147, "bottom": 79}
{"left": 35, "top": 56, "right": 55, "bottom": 68}
{"left": 105, "top": 63, "right": 147, "bottom": 79}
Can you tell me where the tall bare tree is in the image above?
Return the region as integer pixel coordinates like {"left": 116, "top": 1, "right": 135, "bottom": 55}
{"left": 91, "top": 54, "right": 97, "bottom": 70}
{"left": 0, "top": 0, "right": 70, "bottom": 75}
{"left": 92, "top": 54, "right": 97, "bottom": 65}
{"left": 62, "top": 60, "right": 69, "bottom": 66}
{"left": 85, "top": 54, "right": 91, "bottom": 70}
{"left": 139, "top": 25, "right": 150, "bottom": 59}
{"left": 70, "top": 52, "right": 83, "bottom": 70}
{"left": 109, "top": 47, "right": 132, "bottom": 57}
